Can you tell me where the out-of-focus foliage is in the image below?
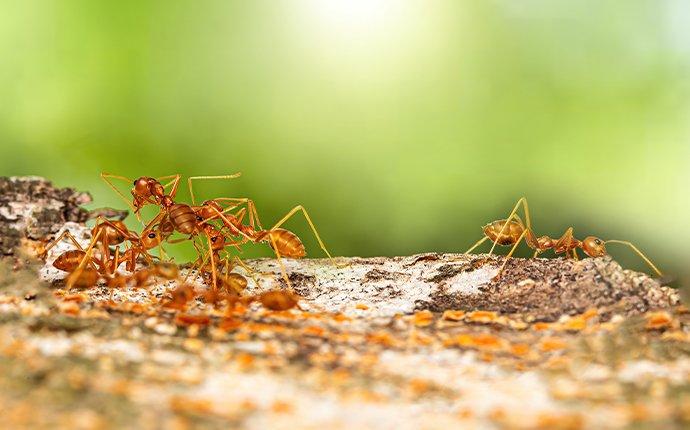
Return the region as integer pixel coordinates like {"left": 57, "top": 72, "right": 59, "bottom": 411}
{"left": 1, "top": 1, "right": 688, "bottom": 285}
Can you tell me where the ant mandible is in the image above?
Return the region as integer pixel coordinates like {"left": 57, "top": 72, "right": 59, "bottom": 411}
{"left": 465, "top": 197, "right": 663, "bottom": 278}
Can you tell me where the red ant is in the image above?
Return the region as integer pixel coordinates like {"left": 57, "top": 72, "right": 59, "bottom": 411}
{"left": 187, "top": 177, "right": 341, "bottom": 285}
{"left": 465, "top": 198, "right": 663, "bottom": 278}
{"left": 43, "top": 218, "right": 168, "bottom": 290}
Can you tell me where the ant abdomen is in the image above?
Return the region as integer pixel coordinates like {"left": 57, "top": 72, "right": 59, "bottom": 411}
{"left": 482, "top": 220, "right": 524, "bottom": 246}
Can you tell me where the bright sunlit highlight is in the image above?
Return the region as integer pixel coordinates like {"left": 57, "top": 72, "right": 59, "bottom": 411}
{"left": 307, "top": 0, "right": 398, "bottom": 33}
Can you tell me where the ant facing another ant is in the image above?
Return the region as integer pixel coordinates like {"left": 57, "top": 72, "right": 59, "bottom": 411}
{"left": 465, "top": 197, "right": 663, "bottom": 279}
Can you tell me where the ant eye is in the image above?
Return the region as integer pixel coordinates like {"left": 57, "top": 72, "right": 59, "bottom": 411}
{"left": 595, "top": 239, "right": 602, "bottom": 245}
{"left": 147, "top": 232, "right": 156, "bottom": 239}
{"left": 133, "top": 180, "right": 137, "bottom": 186}
{"left": 211, "top": 237, "right": 217, "bottom": 242}
{"left": 196, "top": 216, "right": 203, "bottom": 221}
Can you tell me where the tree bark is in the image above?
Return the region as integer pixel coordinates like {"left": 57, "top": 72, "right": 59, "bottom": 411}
{"left": 0, "top": 176, "right": 687, "bottom": 429}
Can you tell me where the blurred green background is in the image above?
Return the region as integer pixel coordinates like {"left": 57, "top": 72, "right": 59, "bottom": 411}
{"left": 1, "top": 1, "right": 688, "bottom": 286}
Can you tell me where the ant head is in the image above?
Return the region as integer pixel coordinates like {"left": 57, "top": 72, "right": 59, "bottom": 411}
{"left": 133, "top": 177, "right": 153, "bottom": 194}
{"left": 204, "top": 226, "right": 225, "bottom": 250}
{"left": 582, "top": 236, "right": 607, "bottom": 257}
{"left": 142, "top": 230, "right": 162, "bottom": 249}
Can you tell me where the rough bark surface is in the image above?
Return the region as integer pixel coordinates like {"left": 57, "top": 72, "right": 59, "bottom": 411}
{"left": 0, "top": 176, "right": 91, "bottom": 254}
{"left": 1, "top": 177, "right": 688, "bottom": 429}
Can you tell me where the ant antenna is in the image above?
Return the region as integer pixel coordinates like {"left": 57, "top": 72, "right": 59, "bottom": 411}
{"left": 605, "top": 240, "right": 663, "bottom": 277}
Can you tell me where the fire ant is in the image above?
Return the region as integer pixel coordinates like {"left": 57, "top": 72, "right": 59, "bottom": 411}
{"left": 465, "top": 198, "right": 663, "bottom": 278}
{"left": 191, "top": 194, "right": 340, "bottom": 286}
{"left": 43, "top": 218, "right": 168, "bottom": 290}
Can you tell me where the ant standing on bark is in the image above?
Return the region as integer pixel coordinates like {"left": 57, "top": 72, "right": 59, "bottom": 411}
{"left": 465, "top": 197, "right": 662, "bottom": 278}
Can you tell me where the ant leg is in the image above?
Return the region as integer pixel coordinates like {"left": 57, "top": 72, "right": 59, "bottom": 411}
{"left": 66, "top": 229, "right": 103, "bottom": 290}
{"left": 572, "top": 249, "right": 579, "bottom": 260}
{"left": 464, "top": 236, "right": 489, "bottom": 254}
{"left": 496, "top": 229, "right": 528, "bottom": 278}
{"left": 214, "top": 198, "right": 263, "bottom": 230}
{"left": 183, "top": 242, "right": 209, "bottom": 284}
{"left": 157, "top": 174, "right": 181, "bottom": 199}
{"left": 100, "top": 173, "right": 141, "bottom": 223}
{"left": 204, "top": 232, "right": 219, "bottom": 291}
{"left": 247, "top": 200, "right": 264, "bottom": 230}
{"left": 489, "top": 197, "right": 533, "bottom": 255}
{"left": 43, "top": 229, "right": 86, "bottom": 255}
{"left": 42, "top": 230, "right": 102, "bottom": 272}
{"left": 187, "top": 173, "right": 243, "bottom": 205}
{"left": 269, "top": 232, "right": 293, "bottom": 290}
{"left": 268, "top": 205, "right": 341, "bottom": 268}
{"left": 605, "top": 240, "right": 663, "bottom": 277}
{"left": 207, "top": 206, "right": 255, "bottom": 244}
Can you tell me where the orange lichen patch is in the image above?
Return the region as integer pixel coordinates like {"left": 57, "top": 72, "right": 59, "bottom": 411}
{"left": 412, "top": 310, "right": 434, "bottom": 327}
{"left": 514, "top": 362, "right": 528, "bottom": 372}
{"left": 533, "top": 322, "right": 553, "bottom": 331}
{"left": 169, "top": 396, "right": 213, "bottom": 416}
{"left": 472, "top": 333, "right": 503, "bottom": 349}
{"left": 544, "top": 356, "right": 570, "bottom": 370}
{"left": 245, "top": 322, "right": 289, "bottom": 335}
{"left": 175, "top": 313, "right": 211, "bottom": 327}
{"left": 61, "top": 293, "right": 88, "bottom": 303}
{"left": 125, "top": 302, "right": 148, "bottom": 315}
{"left": 271, "top": 400, "right": 294, "bottom": 414}
{"left": 234, "top": 332, "right": 251, "bottom": 341}
{"left": 466, "top": 310, "right": 498, "bottom": 324}
{"left": 645, "top": 311, "right": 674, "bottom": 330}
{"left": 445, "top": 333, "right": 504, "bottom": 351}
{"left": 331, "top": 313, "right": 352, "bottom": 323}
{"left": 58, "top": 301, "right": 80, "bottom": 316}
{"left": 359, "top": 353, "right": 380, "bottom": 368}
{"left": 408, "top": 330, "right": 434, "bottom": 346}
{"left": 480, "top": 351, "right": 494, "bottom": 362}
{"left": 83, "top": 309, "right": 110, "bottom": 320}
{"left": 367, "top": 332, "right": 400, "bottom": 347}
{"left": 263, "top": 342, "right": 278, "bottom": 355}
{"left": 302, "top": 325, "right": 327, "bottom": 337}
{"left": 182, "top": 338, "right": 204, "bottom": 353}
{"left": 507, "top": 319, "right": 529, "bottom": 330}
{"left": 457, "top": 408, "right": 474, "bottom": 420}
{"left": 510, "top": 343, "right": 530, "bottom": 357}
{"left": 536, "top": 412, "right": 584, "bottom": 430}
{"left": 218, "top": 317, "right": 242, "bottom": 331}
{"left": 582, "top": 308, "right": 599, "bottom": 320}
{"left": 442, "top": 310, "right": 466, "bottom": 321}
{"left": 407, "top": 378, "right": 433, "bottom": 397}
{"left": 539, "top": 337, "right": 568, "bottom": 352}
{"left": 235, "top": 352, "right": 255, "bottom": 369}
{"left": 331, "top": 368, "right": 351, "bottom": 385}
{"left": 355, "top": 303, "right": 369, "bottom": 310}
{"left": 103, "top": 378, "right": 132, "bottom": 397}
{"left": 226, "top": 303, "right": 248, "bottom": 316}
{"left": 309, "top": 351, "right": 338, "bottom": 366}
{"left": 560, "top": 316, "right": 587, "bottom": 332}
{"left": 265, "top": 310, "right": 297, "bottom": 320}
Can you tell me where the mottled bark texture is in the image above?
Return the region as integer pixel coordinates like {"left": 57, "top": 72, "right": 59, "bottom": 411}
{"left": 0, "top": 176, "right": 91, "bottom": 254}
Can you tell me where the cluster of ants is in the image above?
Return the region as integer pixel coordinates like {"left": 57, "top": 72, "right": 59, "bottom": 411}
{"left": 42, "top": 173, "right": 338, "bottom": 310}
{"left": 41, "top": 174, "right": 662, "bottom": 311}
